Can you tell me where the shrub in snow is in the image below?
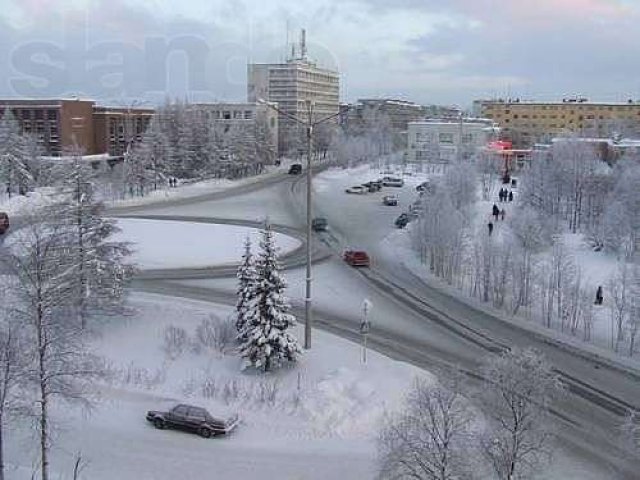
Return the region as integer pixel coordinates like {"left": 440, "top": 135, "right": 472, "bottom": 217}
{"left": 162, "top": 325, "right": 188, "bottom": 360}
{"left": 239, "top": 223, "right": 302, "bottom": 372}
{"left": 193, "top": 315, "right": 237, "bottom": 355}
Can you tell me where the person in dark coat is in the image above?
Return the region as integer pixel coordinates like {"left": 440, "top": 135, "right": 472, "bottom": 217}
{"left": 492, "top": 204, "right": 499, "bottom": 220}
{"left": 508, "top": 190, "right": 514, "bottom": 202}
{"left": 488, "top": 221, "right": 494, "bottom": 235}
{"left": 595, "top": 286, "right": 604, "bottom": 305}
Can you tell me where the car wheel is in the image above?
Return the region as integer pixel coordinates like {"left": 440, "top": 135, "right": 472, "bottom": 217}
{"left": 153, "top": 418, "right": 165, "bottom": 429}
{"left": 199, "top": 427, "right": 213, "bottom": 438}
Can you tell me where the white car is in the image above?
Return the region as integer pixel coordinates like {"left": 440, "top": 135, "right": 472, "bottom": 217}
{"left": 345, "top": 185, "right": 368, "bottom": 194}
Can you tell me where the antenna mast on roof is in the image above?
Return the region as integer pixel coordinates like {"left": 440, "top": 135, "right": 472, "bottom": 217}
{"left": 300, "top": 28, "right": 307, "bottom": 60}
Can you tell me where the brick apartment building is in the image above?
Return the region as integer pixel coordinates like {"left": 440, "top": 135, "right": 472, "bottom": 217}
{"left": 0, "top": 98, "right": 154, "bottom": 156}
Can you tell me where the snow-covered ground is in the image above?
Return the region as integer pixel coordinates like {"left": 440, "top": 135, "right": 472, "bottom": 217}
{"left": 5, "top": 293, "right": 425, "bottom": 480}
{"left": 113, "top": 218, "right": 301, "bottom": 269}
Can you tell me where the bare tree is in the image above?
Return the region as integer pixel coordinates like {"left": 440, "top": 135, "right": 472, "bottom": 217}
{"left": 477, "top": 348, "right": 564, "bottom": 480}
{"left": 0, "top": 306, "right": 28, "bottom": 480}
{"left": 2, "top": 211, "right": 102, "bottom": 480}
{"left": 378, "top": 377, "right": 475, "bottom": 480}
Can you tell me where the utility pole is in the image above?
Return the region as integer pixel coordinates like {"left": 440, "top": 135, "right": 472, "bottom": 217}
{"left": 304, "top": 99, "right": 313, "bottom": 350}
{"left": 257, "top": 98, "right": 347, "bottom": 349}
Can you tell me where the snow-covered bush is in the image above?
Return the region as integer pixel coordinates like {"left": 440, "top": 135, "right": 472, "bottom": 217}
{"left": 161, "top": 325, "right": 188, "bottom": 360}
{"left": 193, "top": 315, "right": 237, "bottom": 355}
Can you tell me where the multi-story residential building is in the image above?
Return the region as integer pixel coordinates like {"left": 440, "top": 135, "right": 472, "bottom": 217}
{"left": 346, "top": 98, "right": 425, "bottom": 132}
{"left": 247, "top": 30, "right": 340, "bottom": 154}
{"left": 191, "top": 102, "right": 278, "bottom": 156}
{"left": 407, "top": 118, "right": 498, "bottom": 165}
{"left": 474, "top": 98, "right": 640, "bottom": 147}
{"left": 0, "top": 98, "right": 153, "bottom": 156}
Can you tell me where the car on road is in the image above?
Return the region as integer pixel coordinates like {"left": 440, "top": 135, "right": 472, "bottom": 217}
{"left": 343, "top": 250, "right": 370, "bottom": 267}
{"left": 312, "top": 217, "right": 328, "bottom": 231}
{"left": 146, "top": 404, "right": 239, "bottom": 438}
{"left": 288, "top": 164, "right": 302, "bottom": 175}
{"left": 0, "top": 212, "right": 9, "bottom": 235}
{"left": 382, "top": 177, "right": 404, "bottom": 187}
{"left": 382, "top": 195, "right": 398, "bottom": 206}
{"left": 345, "top": 185, "right": 368, "bottom": 194}
{"left": 395, "top": 213, "right": 409, "bottom": 228}
{"left": 362, "top": 180, "right": 382, "bottom": 192}
{"left": 416, "top": 181, "right": 431, "bottom": 192}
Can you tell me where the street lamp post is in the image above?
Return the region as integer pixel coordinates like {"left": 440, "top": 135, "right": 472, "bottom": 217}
{"left": 258, "top": 98, "right": 346, "bottom": 349}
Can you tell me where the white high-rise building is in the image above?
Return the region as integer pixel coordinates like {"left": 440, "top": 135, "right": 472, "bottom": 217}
{"left": 247, "top": 30, "right": 340, "bottom": 154}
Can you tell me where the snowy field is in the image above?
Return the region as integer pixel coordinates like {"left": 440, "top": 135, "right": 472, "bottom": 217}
{"left": 113, "top": 218, "right": 301, "bottom": 269}
{"left": 5, "top": 293, "right": 424, "bottom": 480}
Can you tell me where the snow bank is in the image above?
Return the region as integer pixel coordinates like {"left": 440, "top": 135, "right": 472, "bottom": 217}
{"left": 113, "top": 218, "right": 301, "bottom": 269}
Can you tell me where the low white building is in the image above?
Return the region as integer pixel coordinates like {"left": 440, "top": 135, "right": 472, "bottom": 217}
{"left": 406, "top": 118, "right": 498, "bottom": 165}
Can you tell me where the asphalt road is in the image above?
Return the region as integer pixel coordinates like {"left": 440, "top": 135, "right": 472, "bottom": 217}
{"left": 117, "top": 168, "right": 640, "bottom": 478}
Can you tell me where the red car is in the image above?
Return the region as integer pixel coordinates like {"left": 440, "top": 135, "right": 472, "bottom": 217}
{"left": 343, "top": 250, "right": 370, "bottom": 267}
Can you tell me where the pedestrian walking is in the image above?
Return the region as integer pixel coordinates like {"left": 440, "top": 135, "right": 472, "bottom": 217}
{"left": 492, "top": 204, "right": 499, "bottom": 220}
{"left": 488, "top": 221, "right": 494, "bottom": 236}
{"left": 595, "top": 285, "right": 604, "bottom": 305}
{"left": 508, "top": 190, "right": 514, "bottom": 202}
{"left": 500, "top": 209, "right": 506, "bottom": 221}
{"left": 499, "top": 188, "right": 505, "bottom": 202}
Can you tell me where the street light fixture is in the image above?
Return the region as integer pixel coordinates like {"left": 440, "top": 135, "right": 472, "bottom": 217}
{"left": 258, "top": 98, "right": 347, "bottom": 349}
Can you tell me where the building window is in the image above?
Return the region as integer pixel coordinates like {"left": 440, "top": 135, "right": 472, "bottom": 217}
{"left": 244, "top": 110, "right": 252, "bottom": 119}
{"left": 439, "top": 133, "right": 454, "bottom": 145}
{"left": 223, "top": 111, "right": 231, "bottom": 120}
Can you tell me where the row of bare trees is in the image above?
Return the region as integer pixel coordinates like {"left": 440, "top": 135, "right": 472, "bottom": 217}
{"left": 0, "top": 156, "right": 133, "bottom": 480}
{"left": 378, "top": 348, "right": 564, "bottom": 480}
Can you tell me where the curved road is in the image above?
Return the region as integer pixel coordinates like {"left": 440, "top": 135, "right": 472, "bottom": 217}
{"left": 116, "top": 168, "right": 640, "bottom": 478}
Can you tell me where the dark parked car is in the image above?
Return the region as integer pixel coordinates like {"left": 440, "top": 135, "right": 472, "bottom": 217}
{"left": 146, "top": 404, "right": 239, "bottom": 438}
{"left": 288, "top": 164, "right": 302, "bottom": 174}
{"left": 312, "top": 217, "right": 328, "bottom": 231}
{"left": 382, "top": 177, "right": 404, "bottom": 187}
{"left": 362, "top": 180, "right": 382, "bottom": 192}
{"left": 382, "top": 195, "right": 398, "bottom": 206}
{"left": 395, "top": 213, "right": 409, "bottom": 228}
{"left": 0, "top": 212, "right": 8, "bottom": 235}
{"left": 343, "top": 250, "right": 370, "bottom": 267}
{"left": 416, "top": 181, "right": 431, "bottom": 192}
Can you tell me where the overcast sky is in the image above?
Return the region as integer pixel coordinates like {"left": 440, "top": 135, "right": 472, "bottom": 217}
{"left": 1, "top": 0, "right": 639, "bottom": 108}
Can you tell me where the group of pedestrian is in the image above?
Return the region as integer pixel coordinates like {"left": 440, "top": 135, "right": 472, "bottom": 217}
{"left": 492, "top": 203, "right": 506, "bottom": 221}
{"left": 168, "top": 177, "right": 178, "bottom": 188}
{"left": 499, "top": 188, "right": 514, "bottom": 202}
{"left": 488, "top": 203, "right": 507, "bottom": 236}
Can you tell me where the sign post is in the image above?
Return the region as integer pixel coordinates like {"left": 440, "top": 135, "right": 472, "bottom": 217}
{"left": 360, "top": 299, "right": 372, "bottom": 364}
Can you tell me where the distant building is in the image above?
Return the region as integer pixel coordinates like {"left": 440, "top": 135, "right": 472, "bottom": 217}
{"left": 407, "top": 118, "right": 498, "bottom": 165}
{"left": 247, "top": 30, "right": 340, "bottom": 154}
{"left": 550, "top": 136, "right": 640, "bottom": 165}
{"left": 0, "top": 98, "right": 153, "bottom": 156}
{"left": 474, "top": 98, "right": 640, "bottom": 148}
{"left": 346, "top": 99, "right": 425, "bottom": 132}
{"left": 190, "top": 102, "right": 279, "bottom": 160}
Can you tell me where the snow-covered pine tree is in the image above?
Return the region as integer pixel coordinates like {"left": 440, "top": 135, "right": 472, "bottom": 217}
{"left": 239, "top": 223, "right": 301, "bottom": 371}
{"left": 59, "top": 151, "right": 134, "bottom": 327}
{"left": 0, "top": 111, "right": 34, "bottom": 197}
{"left": 236, "top": 235, "right": 258, "bottom": 338}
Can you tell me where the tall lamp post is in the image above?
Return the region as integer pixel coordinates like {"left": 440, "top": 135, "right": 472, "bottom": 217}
{"left": 259, "top": 98, "right": 347, "bottom": 349}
